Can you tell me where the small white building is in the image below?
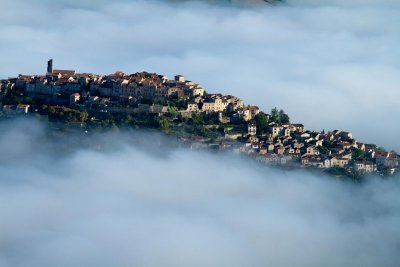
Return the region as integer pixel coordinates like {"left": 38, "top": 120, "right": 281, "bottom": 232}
{"left": 248, "top": 122, "right": 257, "bottom": 136}
{"left": 174, "top": 75, "right": 185, "bottom": 83}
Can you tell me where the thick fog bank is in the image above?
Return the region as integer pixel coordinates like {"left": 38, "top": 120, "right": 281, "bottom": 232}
{"left": 0, "top": 119, "right": 399, "bottom": 267}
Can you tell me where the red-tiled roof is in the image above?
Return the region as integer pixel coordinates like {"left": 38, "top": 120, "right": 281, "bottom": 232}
{"left": 17, "top": 104, "right": 30, "bottom": 109}
{"left": 52, "top": 70, "right": 76, "bottom": 75}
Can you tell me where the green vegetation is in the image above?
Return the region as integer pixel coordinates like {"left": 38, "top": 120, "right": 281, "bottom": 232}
{"left": 279, "top": 109, "right": 290, "bottom": 123}
{"left": 352, "top": 149, "right": 365, "bottom": 160}
{"left": 318, "top": 146, "right": 330, "bottom": 155}
{"left": 158, "top": 118, "right": 170, "bottom": 131}
{"left": 323, "top": 140, "right": 333, "bottom": 149}
{"left": 270, "top": 107, "right": 290, "bottom": 123}
{"left": 254, "top": 112, "right": 268, "bottom": 133}
{"left": 189, "top": 112, "right": 205, "bottom": 126}
{"left": 39, "top": 105, "right": 88, "bottom": 123}
{"left": 325, "top": 167, "right": 348, "bottom": 177}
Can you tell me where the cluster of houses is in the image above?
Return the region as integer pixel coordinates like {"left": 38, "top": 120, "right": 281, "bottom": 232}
{"left": 241, "top": 124, "right": 399, "bottom": 175}
{"left": 1, "top": 60, "right": 398, "bottom": 176}
{"left": 1, "top": 60, "right": 261, "bottom": 119}
{"left": 180, "top": 122, "right": 399, "bottom": 176}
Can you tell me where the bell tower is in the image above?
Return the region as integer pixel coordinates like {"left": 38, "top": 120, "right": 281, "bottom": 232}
{"left": 47, "top": 59, "right": 53, "bottom": 74}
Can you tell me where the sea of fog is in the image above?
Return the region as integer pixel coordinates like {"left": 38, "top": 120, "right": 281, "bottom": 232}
{"left": 0, "top": 118, "right": 399, "bottom": 267}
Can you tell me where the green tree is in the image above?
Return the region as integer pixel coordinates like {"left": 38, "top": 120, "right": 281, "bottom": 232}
{"left": 254, "top": 112, "right": 268, "bottom": 133}
{"left": 279, "top": 109, "right": 290, "bottom": 123}
{"left": 352, "top": 149, "right": 365, "bottom": 160}
{"left": 323, "top": 140, "right": 333, "bottom": 149}
{"left": 270, "top": 107, "right": 279, "bottom": 123}
{"left": 203, "top": 113, "right": 219, "bottom": 125}
{"left": 190, "top": 112, "right": 204, "bottom": 125}
{"left": 270, "top": 107, "right": 290, "bottom": 123}
{"left": 318, "top": 146, "right": 329, "bottom": 155}
{"left": 158, "top": 118, "right": 170, "bottom": 131}
{"left": 123, "top": 114, "right": 133, "bottom": 124}
{"left": 167, "top": 107, "right": 178, "bottom": 119}
{"left": 79, "top": 111, "right": 88, "bottom": 123}
{"left": 21, "top": 97, "right": 34, "bottom": 105}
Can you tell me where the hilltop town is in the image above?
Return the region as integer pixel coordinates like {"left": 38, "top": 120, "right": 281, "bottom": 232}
{"left": 1, "top": 60, "right": 399, "bottom": 177}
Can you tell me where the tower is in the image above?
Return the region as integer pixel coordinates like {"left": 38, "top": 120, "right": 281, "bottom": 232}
{"left": 47, "top": 59, "right": 53, "bottom": 74}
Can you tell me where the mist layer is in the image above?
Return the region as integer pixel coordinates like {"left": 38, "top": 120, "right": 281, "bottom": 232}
{"left": 0, "top": 119, "right": 399, "bottom": 266}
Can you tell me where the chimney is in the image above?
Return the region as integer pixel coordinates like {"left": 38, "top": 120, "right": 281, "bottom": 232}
{"left": 47, "top": 59, "right": 53, "bottom": 74}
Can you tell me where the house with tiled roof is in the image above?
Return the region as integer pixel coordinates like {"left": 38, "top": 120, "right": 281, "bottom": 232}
{"left": 16, "top": 104, "right": 30, "bottom": 114}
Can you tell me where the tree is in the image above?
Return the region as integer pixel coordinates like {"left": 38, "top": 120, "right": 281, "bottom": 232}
{"left": 79, "top": 111, "right": 88, "bottom": 123}
{"left": 193, "top": 125, "right": 212, "bottom": 138}
{"left": 270, "top": 107, "right": 279, "bottom": 123}
{"left": 352, "top": 149, "right": 365, "bottom": 160}
{"left": 318, "top": 146, "right": 329, "bottom": 155}
{"left": 203, "top": 113, "right": 219, "bottom": 125}
{"left": 190, "top": 112, "right": 204, "bottom": 125}
{"left": 270, "top": 107, "right": 290, "bottom": 123}
{"left": 158, "top": 118, "right": 169, "bottom": 131}
{"left": 254, "top": 112, "right": 268, "bottom": 133}
{"left": 21, "top": 97, "right": 34, "bottom": 105}
{"left": 279, "top": 109, "right": 290, "bottom": 123}
{"left": 167, "top": 107, "right": 178, "bottom": 119}
{"left": 123, "top": 114, "right": 133, "bottom": 124}
{"left": 323, "top": 140, "right": 333, "bottom": 149}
